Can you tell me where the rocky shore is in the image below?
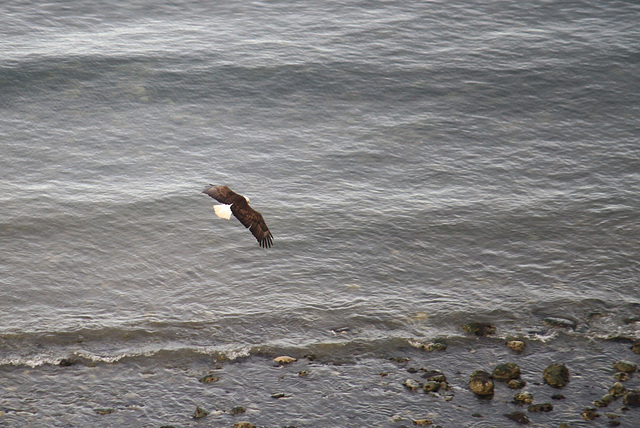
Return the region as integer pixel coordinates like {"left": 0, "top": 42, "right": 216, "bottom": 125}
{"left": 151, "top": 324, "right": 639, "bottom": 427}
{"left": 1, "top": 323, "right": 639, "bottom": 427}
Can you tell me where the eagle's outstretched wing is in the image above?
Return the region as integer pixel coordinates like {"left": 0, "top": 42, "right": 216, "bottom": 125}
{"left": 231, "top": 199, "right": 274, "bottom": 248}
{"left": 202, "top": 185, "right": 241, "bottom": 204}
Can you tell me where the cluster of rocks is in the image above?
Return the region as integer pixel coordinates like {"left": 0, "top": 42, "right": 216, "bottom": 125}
{"left": 461, "top": 322, "right": 496, "bottom": 337}
{"left": 398, "top": 361, "right": 456, "bottom": 426}
{"left": 94, "top": 334, "right": 638, "bottom": 427}
{"left": 581, "top": 359, "right": 640, "bottom": 424}
{"left": 466, "top": 337, "right": 640, "bottom": 425}
{"left": 468, "top": 359, "right": 546, "bottom": 398}
{"left": 187, "top": 355, "right": 302, "bottom": 427}
{"left": 401, "top": 326, "right": 639, "bottom": 426}
{"left": 403, "top": 367, "right": 454, "bottom": 401}
{"left": 408, "top": 339, "right": 448, "bottom": 352}
{"left": 468, "top": 358, "right": 573, "bottom": 425}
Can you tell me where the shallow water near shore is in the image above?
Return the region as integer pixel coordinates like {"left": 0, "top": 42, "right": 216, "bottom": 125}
{"left": 1, "top": 334, "right": 639, "bottom": 427}
{"left": 1, "top": 0, "right": 639, "bottom": 426}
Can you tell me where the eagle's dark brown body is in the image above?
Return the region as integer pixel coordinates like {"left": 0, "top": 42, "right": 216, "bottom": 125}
{"left": 203, "top": 185, "right": 273, "bottom": 248}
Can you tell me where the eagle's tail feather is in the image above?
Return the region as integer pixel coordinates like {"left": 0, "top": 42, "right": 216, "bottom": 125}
{"left": 213, "top": 204, "right": 232, "bottom": 220}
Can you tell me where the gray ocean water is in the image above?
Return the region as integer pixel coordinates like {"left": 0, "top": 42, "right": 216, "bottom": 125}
{"left": 1, "top": 0, "right": 640, "bottom": 426}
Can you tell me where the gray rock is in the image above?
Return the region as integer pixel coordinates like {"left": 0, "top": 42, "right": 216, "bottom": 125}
{"left": 198, "top": 374, "right": 219, "bottom": 383}
{"left": 581, "top": 407, "right": 599, "bottom": 421}
{"left": 469, "top": 370, "right": 494, "bottom": 398}
{"left": 422, "top": 341, "right": 447, "bottom": 352}
{"left": 492, "top": 362, "right": 521, "bottom": 381}
{"left": 506, "top": 340, "right": 526, "bottom": 353}
{"left": 421, "top": 369, "right": 447, "bottom": 383}
{"left": 273, "top": 356, "right": 297, "bottom": 365}
{"left": 613, "top": 360, "right": 637, "bottom": 373}
{"left": 423, "top": 381, "right": 440, "bottom": 392}
{"left": 613, "top": 372, "right": 629, "bottom": 382}
{"left": 192, "top": 407, "right": 209, "bottom": 419}
{"left": 271, "top": 392, "right": 291, "bottom": 399}
{"left": 505, "top": 411, "right": 530, "bottom": 424}
{"left": 609, "top": 382, "right": 626, "bottom": 398}
{"left": 623, "top": 389, "right": 640, "bottom": 407}
{"left": 508, "top": 379, "right": 527, "bottom": 389}
{"left": 543, "top": 317, "right": 577, "bottom": 330}
{"left": 513, "top": 392, "right": 534, "bottom": 405}
{"left": 404, "top": 378, "right": 423, "bottom": 391}
{"left": 593, "top": 394, "right": 614, "bottom": 407}
{"left": 462, "top": 322, "right": 496, "bottom": 336}
{"left": 527, "top": 402, "right": 553, "bottom": 412}
{"left": 543, "top": 363, "right": 570, "bottom": 388}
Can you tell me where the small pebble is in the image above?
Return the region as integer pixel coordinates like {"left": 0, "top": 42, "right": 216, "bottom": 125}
{"left": 409, "top": 340, "right": 448, "bottom": 351}
{"left": 594, "top": 394, "right": 614, "bottom": 408}
{"left": 613, "top": 360, "right": 637, "bottom": 373}
{"left": 508, "top": 379, "right": 527, "bottom": 389}
{"left": 193, "top": 407, "right": 209, "bottom": 419}
{"left": 613, "top": 372, "right": 629, "bottom": 382}
{"left": 527, "top": 402, "right": 553, "bottom": 412}
{"left": 506, "top": 340, "right": 526, "bottom": 353}
{"left": 581, "top": 407, "right": 600, "bottom": 421}
{"left": 505, "top": 411, "right": 530, "bottom": 424}
{"left": 273, "top": 356, "right": 297, "bottom": 365}
{"left": 198, "top": 374, "right": 219, "bottom": 383}
{"left": 609, "top": 382, "right": 626, "bottom": 398}
{"left": 513, "top": 392, "right": 534, "bottom": 405}
{"left": 59, "top": 358, "right": 77, "bottom": 367}
{"left": 462, "top": 322, "right": 496, "bottom": 336}
{"left": 229, "top": 406, "right": 246, "bottom": 415}
{"left": 421, "top": 369, "right": 447, "bottom": 383}
{"left": 404, "top": 379, "right": 423, "bottom": 391}
{"left": 423, "top": 381, "right": 440, "bottom": 392}
{"left": 271, "top": 392, "right": 290, "bottom": 399}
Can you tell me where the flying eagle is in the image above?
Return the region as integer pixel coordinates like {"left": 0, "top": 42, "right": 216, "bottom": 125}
{"left": 202, "top": 185, "right": 273, "bottom": 248}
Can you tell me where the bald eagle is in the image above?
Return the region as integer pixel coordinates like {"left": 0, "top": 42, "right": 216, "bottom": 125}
{"left": 202, "top": 185, "right": 273, "bottom": 248}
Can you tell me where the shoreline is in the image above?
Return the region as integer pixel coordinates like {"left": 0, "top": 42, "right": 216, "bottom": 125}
{"left": 0, "top": 332, "right": 638, "bottom": 427}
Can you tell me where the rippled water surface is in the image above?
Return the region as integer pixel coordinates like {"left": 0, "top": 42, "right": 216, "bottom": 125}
{"left": 1, "top": 0, "right": 639, "bottom": 426}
